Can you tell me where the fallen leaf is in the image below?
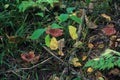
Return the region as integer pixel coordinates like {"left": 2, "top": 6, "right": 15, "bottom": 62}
{"left": 46, "top": 26, "right": 63, "bottom": 37}
{"left": 50, "top": 37, "right": 58, "bottom": 50}
{"left": 87, "top": 67, "right": 93, "bottom": 73}
{"left": 95, "top": 71, "right": 103, "bottom": 78}
{"left": 82, "top": 56, "right": 87, "bottom": 61}
{"left": 71, "top": 58, "right": 82, "bottom": 67}
{"left": 8, "top": 36, "right": 24, "bottom": 43}
{"left": 58, "top": 50, "right": 64, "bottom": 56}
{"left": 69, "top": 26, "right": 78, "bottom": 40}
{"left": 101, "top": 13, "right": 111, "bottom": 21}
{"left": 73, "top": 62, "right": 82, "bottom": 67}
{"left": 58, "top": 38, "right": 65, "bottom": 50}
{"left": 88, "top": 2, "right": 94, "bottom": 12}
{"left": 85, "top": 15, "right": 98, "bottom": 29}
{"left": 21, "top": 51, "right": 40, "bottom": 63}
{"left": 98, "top": 43, "right": 104, "bottom": 49}
{"left": 108, "top": 68, "right": 120, "bottom": 76}
{"left": 110, "top": 35, "right": 117, "bottom": 40}
{"left": 102, "top": 26, "right": 116, "bottom": 36}
{"left": 31, "top": 54, "right": 40, "bottom": 64}
{"left": 87, "top": 22, "right": 98, "bottom": 29}
{"left": 88, "top": 43, "right": 94, "bottom": 49}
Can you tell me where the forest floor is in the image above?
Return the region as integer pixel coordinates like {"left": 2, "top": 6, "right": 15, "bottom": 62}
{"left": 0, "top": 0, "right": 120, "bottom": 80}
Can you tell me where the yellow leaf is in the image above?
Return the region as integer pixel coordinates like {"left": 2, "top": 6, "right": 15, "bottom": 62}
{"left": 71, "top": 58, "right": 82, "bottom": 67}
{"left": 50, "top": 37, "right": 58, "bottom": 50}
{"left": 72, "top": 58, "right": 79, "bottom": 63}
{"left": 98, "top": 44, "right": 104, "bottom": 49}
{"left": 87, "top": 67, "right": 93, "bottom": 73}
{"left": 73, "top": 62, "right": 82, "bottom": 67}
{"left": 101, "top": 13, "right": 111, "bottom": 21}
{"left": 58, "top": 50, "right": 64, "bottom": 56}
{"left": 69, "top": 26, "right": 78, "bottom": 40}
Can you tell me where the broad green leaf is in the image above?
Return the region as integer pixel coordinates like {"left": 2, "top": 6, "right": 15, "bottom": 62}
{"left": 58, "top": 14, "right": 69, "bottom": 23}
{"left": 35, "top": 12, "right": 44, "bottom": 17}
{"left": 30, "top": 29, "right": 45, "bottom": 40}
{"left": 18, "top": 1, "right": 36, "bottom": 12}
{"left": 66, "top": 7, "right": 75, "bottom": 13}
{"left": 51, "top": 23, "right": 63, "bottom": 29}
{"left": 45, "top": 34, "right": 50, "bottom": 47}
{"left": 70, "top": 15, "right": 82, "bottom": 24}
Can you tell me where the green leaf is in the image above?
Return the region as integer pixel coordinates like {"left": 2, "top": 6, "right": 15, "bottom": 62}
{"left": 51, "top": 23, "right": 63, "bottom": 29}
{"left": 58, "top": 14, "right": 69, "bottom": 23}
{"left": 30, "top": 29, "right": 45, "bottom": 40}
{"left": 35, "top": 12, "right": 44, "bottom": 17}
{"left": 45, "top": 34, "right": 50, "bottom": 47}
{"left": 70, "top": 15, "right": 82, "bottom": 24}
{"left": 85, "top": 0, "right": 91, "bottom": 6}
{"left": 18, "top": 1, "right": 36, "bottom": 12}
{"left": 66, "top": 7, "right": 75, "bottom": 13}
{"left": 37, "top": 0, "right": 59, "bottom": 7}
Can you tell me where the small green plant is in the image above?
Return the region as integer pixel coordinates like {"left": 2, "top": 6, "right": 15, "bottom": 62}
{"left": 18, "top": 0, "right": 59, "bottom": 12}
{"left": 85, "top": 49, "right": 120, "bottom": 70}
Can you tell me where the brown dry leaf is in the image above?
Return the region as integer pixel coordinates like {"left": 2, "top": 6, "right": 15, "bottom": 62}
{"left": 88, "top": 43, "right": 94, "bottom": 49}
{"left": 88, "top": 2, "right": 94, "bottom": 12}
{"left": 8, "top": 36, "right": 24, "bottom": 43}
{"left": 58, "top": 38, "right": 65, "bottom": 56}
{"left": 58, "top": 38, "right": 65, "bottom": 50}
{"left": 109, "top": 40, "right": 118, "bottom": 48}
{"left": 85, "top": 16, "right": 98, "bottom": 29}
{"left": 58, "top": 50, "right": 64, "bottom": 56}
{"left": 107, "top": 23, "right": 114, "bottom": 27}
{"left": 108, "top": 68, "right": 120, "bottom": 76}
{"left": 77, "top": 9, "right": 83, "bottom": 18}
{"left": 82, "top": 56, "right": 87, "bottom": 61}
{"left": 95, "top": 71, "right": 103, "bottom": 78}
{"left": 101, "top": 13, "right": 111, "bottom": 21}
{"left": 31, "top": 54, "right": 40, "bottom": 64}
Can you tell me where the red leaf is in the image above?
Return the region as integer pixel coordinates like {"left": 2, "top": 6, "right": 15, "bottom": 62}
{"left": 46, "top": 27, "right": 63, "bottom": 37}
{"left": 21, "top": 51, "right": 40, "bottom": 63}
{"left": 102, "top": 27, "right": 116, "bottom": 36}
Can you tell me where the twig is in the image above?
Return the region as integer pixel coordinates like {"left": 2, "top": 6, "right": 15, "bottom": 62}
{"left": 42, "top": 46, "right": 64, "bottom": 63}
{"left": 19, "top": 56, "right": 53, "bottom": 70}
{"left": 77, "top": 9, "right": 86, "bottom": 41}
{"left": 5, "top": 57, "right": 53, "bottom": 73}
